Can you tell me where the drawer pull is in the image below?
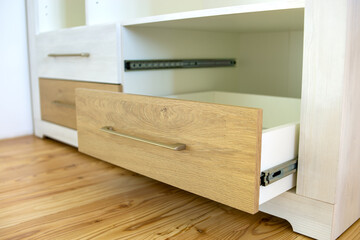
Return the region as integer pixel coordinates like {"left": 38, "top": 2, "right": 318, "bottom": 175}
{"left": 52, "top": 100, "right": 75, "bottom": 108}
{"left": 100, "top": 126, "right": 186, "bottom": 151}
{"left": 48, "top": 53, "right": 90, "bottom": 57}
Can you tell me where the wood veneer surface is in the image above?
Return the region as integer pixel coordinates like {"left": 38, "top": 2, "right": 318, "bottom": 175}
{"left": 39, "top": 78, "right": 122, "bottom": 129}
{"left": 0, "top": 136, "right": 358, "bottom": 239}
{"left": 76, "top": 89, "right": 262, "bottom": 214}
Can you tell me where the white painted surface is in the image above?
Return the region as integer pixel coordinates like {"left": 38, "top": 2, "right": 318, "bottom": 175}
{"left": 86, "top": 0, "right": 303, "bottom": 26}
{"left": 86, "top": 0, "right": 203, "bottom": 25}
{"left": 27, "top": 0, "right": 44, "bottom": 139}
{"left": 259, "top": 123, "right": 299, "bottom": 203}
{"left": 36, "top": 24, "right": 120, "bottom": 83}
{"left": 260, "top": 189, "right": 334, "bottom": 240}
{"left": 261, "top": 123, "right": 299, "bottom": 170}
{"left": 0, "top": 1, "right": 33, "bottom": 140}
{"left": 203, "top": 0, "right": 289, "bottom": 8}
{"left": 122, "top": 27, "right": 239, "bottom": 96}
{"left": 38, "top": 120, "right": 78, "bottom": 147}
{"left": 40, "top": 0, "right": 284, "bottom": 33}
{"left": 236, "top": 31, "right": 303, "bottom": 98}
{"left": 27, "top": 0, "right": 80, "bottom": 145}
{"left": 122, "top": 1, "right": 304, "bottom": 32}
{"left": 167, "top": 91, "right": 301, "bottom": 128}
{"left": 37, "top": 0, "right": 85, "bottom": 33}
{"left": 260, "top": 175, "right": 296, "bottom": 204}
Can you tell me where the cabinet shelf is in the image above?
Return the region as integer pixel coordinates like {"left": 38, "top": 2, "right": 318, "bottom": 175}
{"left": 122, "top": 1, "right": 304, "bottom": 99}
{"left": 123, "top": 0, "right": 304, "bottom": 33}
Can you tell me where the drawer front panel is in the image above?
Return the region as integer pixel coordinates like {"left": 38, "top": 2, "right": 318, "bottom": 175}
{"left": 76, "top": 89, "right": 263, "bottom": 213}
{"left": 40, "top": 79, "right": 122, "bottom": 129}
{"left": 36, "top": 24, "right": 119, "bottom": 83}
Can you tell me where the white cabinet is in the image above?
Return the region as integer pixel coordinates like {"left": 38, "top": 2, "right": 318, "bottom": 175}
{"left": 26, "top": 0, "right": 360, "bottom": 239}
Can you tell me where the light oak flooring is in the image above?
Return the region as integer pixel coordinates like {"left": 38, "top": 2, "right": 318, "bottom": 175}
{"left": 0, "top": 136, "right": 358, "bottom": 240}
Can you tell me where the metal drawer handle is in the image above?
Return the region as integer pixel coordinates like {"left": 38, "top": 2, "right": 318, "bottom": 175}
{"left": 48, "top": 53, "right": 90, "bottom": 57}
{"left": 52, "top": 100, "right": 75, "bottom": 108}
{"left": 100, "top": 126, "right": 186, "bottom": 151}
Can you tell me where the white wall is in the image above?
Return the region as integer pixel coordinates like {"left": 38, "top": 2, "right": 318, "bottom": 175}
{"left": 0, "top": 0, "right": 33, "bottom": 139}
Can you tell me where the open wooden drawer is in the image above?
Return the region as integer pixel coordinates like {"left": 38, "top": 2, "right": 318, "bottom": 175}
{"left": 76, "top": 89, "right": 300, "bottom": 214}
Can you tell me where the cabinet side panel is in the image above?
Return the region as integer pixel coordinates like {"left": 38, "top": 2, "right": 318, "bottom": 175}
{"left": 334, "top": 0, "right": 360, "bottom": 238}
{"left": 26, "top": 0, "right": 43, "bottom": 138}
{"left": 297, "top": 0, "right": 347, "bottom": 203}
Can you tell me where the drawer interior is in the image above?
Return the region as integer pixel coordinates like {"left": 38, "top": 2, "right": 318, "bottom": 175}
{"left": 166, "top": 91, "right": 300, "bottom": 130}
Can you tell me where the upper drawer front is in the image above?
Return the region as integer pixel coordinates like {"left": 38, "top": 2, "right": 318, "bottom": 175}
{"left": 76, "top": 89, "right": 263, "bottom": 214}
{"left": 36, "top": 24, "right": 119, "bottom": 83}
{"left": 40, "top": 78, "right": 122, "bottom": 129}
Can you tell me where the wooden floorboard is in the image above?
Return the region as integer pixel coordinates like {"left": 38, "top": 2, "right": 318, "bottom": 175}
{"left": 0, "top": 136, "right": 358, "bottom": 240}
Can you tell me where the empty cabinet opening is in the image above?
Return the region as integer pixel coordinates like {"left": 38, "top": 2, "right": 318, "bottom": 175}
{"left": 123, "top": 27, "right": 303, "bottom": 99}
{"left": 37, "top": 0, "right": 86, "bottom": 33}
{"left": 122, "top": 5, "right": 305, "bottom": 131}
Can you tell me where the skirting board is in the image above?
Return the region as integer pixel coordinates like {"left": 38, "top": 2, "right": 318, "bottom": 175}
{"left": 260, "top": 189, "right": 334, "bottom": 240}
{"left": 35, "top": 119, "right": 78, "bottom": 147}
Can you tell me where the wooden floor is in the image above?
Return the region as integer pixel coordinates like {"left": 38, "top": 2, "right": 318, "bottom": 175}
{"left": 0, "top": 136, "right": 359, "bottom": 240}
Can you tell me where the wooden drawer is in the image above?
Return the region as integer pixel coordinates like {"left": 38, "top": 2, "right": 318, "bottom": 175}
{"left": 76, "top": 89, "right": 300, "bottom": 214}
{"left": 36, "top": 24, "right": 119, "bottom": 84}
{"left": 40, "top": 79, "right": 122, "bottom": 129}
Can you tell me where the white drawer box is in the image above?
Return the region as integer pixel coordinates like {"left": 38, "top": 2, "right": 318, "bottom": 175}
{"left": 36, "top": 24, "right": 120, "bottom": 84}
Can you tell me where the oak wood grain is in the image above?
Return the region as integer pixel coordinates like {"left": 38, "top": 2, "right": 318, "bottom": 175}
{"left": 0, "top": 136, "right": 358, "bottom": 239}
{"left": 76, "top": 89, "right": 262, "bottom": 214}
{"left": 39, "top": 78, "right": 122, "bottom": 129}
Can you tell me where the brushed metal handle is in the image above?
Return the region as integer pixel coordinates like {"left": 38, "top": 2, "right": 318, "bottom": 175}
{"left": 48, "top": 53, "right": 90, "bottom": 57}
{"left": 52, "top": 100, "right": 75, "bottom": 108}
{"left": 100, "top": 126, "right": 186, "bottom": 151}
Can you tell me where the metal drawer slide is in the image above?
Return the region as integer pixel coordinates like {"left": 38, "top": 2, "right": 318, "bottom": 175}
{"left": 260, "top": 158, "right": 298, "bottom": 186}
